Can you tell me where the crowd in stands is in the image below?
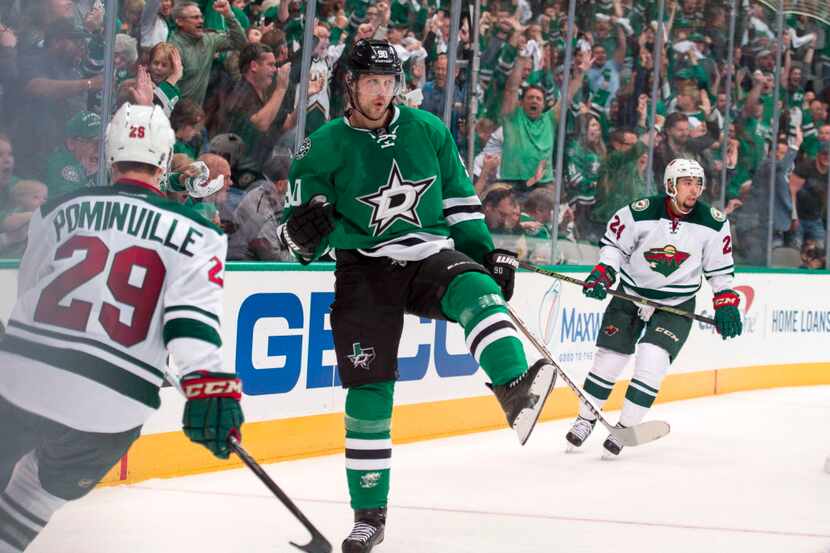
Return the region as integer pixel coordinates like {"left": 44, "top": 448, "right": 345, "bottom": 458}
{"left": 1, "top": 0, "right": 830, "bottom": 267}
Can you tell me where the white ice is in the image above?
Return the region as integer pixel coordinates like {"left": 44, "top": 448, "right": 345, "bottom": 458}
{"left": 29, "top": 386, "right": 830, "bottom": 553}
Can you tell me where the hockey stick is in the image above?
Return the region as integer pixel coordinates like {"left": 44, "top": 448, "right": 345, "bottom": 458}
{"left": 227, "top": 436, "right": 332, "bottom": 553}
{"left": 165, "top": 374, "right": 332, "bottom": 553}
{"left": 519, "top": 261, "right": 717, "bottom": 326}
{"left": 506, "top": 303, "right": 671, "bottom": 447}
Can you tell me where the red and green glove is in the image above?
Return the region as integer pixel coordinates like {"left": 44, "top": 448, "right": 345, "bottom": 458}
{"left": 583, "top": 263, "right": 617, "bottom": 300}
{"left": 181, "top": 371, "right": 244, "bottom": 459}
{"left": 712, "top": 290, "right": 742, "bottom": 340}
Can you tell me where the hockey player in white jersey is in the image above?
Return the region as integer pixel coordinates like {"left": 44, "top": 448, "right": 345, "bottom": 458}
{"left": 565, "top": 158, "right": 742, "bottom": 457}
{"left": 0, "top": 103, "right": 243, "bottom": 552}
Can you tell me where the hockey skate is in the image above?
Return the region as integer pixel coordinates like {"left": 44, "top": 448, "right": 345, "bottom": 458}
{"left": 489, "top": 359, "right": 557, "bottom": 445}
{"left": 602, "top": 424, "right": 625, "bottom": 458}
{"left": 342, "top": 507, "right": 386, "bottom": 553}
{"left": 565, "top": 415, "right": 596, "bottom": 451}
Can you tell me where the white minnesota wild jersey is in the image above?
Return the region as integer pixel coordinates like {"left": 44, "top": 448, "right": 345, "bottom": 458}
{"left": 0, "top": 183, "right": 228, "bottom": 433}
{"left": 598, "top": 195, "right": 735, "bottom": 306}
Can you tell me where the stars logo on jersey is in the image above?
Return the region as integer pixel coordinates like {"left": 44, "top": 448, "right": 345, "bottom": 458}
{"left": 348, "top": 342, "right": 376, "bottom": 370}
{"left": 644, "top": 245, "right": 690, "bottom": 277}
{"left": 357, "top": 159, "right": 436, "bottom": 236}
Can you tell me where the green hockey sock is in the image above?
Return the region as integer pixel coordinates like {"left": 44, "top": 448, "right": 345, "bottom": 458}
{"left": 441, "top": 272, "right": 526, "bottom": 386}
{"left": 344, "top": 381, "right": 394, "bottom": 510}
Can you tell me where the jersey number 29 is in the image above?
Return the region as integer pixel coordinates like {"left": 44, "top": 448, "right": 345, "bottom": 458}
{"left": 34, "top": 235, "right": 165, "bottom": 347}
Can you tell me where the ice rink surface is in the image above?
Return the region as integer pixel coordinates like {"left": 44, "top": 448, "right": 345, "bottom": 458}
{"left": 29, "top": 386, "right": 830, "bottom": 553}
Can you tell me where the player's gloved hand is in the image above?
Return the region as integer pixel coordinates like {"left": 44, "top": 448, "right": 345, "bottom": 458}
{"left": 583, "top": 263, "right": 616, "bottom": 300}
{"left": 181, "top": 371, "right": 244, "bottom": 459}
{"left": 712, "top": 289, "right": 742, "bottom": 340}
{"left": 279, "top": 196, "right": 335, "bottom": 258}
{"left": 484, "top": 249, "right": 519, "bottom": 301}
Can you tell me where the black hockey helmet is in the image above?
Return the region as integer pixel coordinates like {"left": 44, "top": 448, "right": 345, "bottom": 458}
{"left": 348, "top": 39, "right": 402, "bottom": 76}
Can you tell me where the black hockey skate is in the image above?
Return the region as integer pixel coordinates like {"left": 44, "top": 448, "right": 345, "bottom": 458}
{"left": 565, "top": 415, "right": 597, "bottom": 450}
{"left": 488, "top": 359, "right": 557, "bottom": 445}
{"left": 342, "top": 507, "right": 386, "bottom": 553}
{"left": 602, "top": 424, "right": 625, "bottom": 458}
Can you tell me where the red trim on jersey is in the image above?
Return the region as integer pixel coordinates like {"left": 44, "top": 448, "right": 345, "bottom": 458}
{"left": 114, "top": 178, "right": 164, "bottom": 197}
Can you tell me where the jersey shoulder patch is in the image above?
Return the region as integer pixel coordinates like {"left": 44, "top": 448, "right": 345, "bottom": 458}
{"left": 630, "top": 198, "right": 650, "bottom": 212}
{"left": 686, "top": 200, "right": 726, "bottom": 231}
{"left": 294, "top": 137, "right": 311, "bottom": 160}
{"left": 628, "top": 195, "right": 664, "bottom": 222}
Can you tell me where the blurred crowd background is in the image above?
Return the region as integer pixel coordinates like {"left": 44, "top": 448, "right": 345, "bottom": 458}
{"left": 1, "top": 0, "right": 829, "bottom": 268}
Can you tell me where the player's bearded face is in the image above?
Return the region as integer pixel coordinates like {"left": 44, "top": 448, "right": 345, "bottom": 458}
{"left": 355, "top": 74, "right": 397, "bottom": 120}
{"left": 674, "top": 176, "right": 703, "bottom": 210}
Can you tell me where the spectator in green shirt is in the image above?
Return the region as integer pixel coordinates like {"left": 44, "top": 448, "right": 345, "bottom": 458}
{"left": 44, "top": 111, "right": 101, "bottom": 199}
{"left": 169, "top": 0, "right": 247, "bottom": 106}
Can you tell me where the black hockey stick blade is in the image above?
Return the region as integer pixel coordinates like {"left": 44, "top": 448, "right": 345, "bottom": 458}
{"left": 228, "top": 437, "right": 332, "bottom": 553}
{"left": 612, "top": 420, "right": 671, "bottom": 447}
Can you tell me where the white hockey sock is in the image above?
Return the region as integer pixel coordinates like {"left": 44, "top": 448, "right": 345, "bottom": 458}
{"left": 0, "top": 452, "right": 66, "bottom": 553}
{"left": 619, "top": 343, "right": 670, "bottom": 427}
{"left": 579, "top": 348, "right": 631, "bottom": 420}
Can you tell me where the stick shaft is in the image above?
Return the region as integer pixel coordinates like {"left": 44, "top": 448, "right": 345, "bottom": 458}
{"left": 505, "top": 303, "right": 618, "bottom": 434}
{"left": 519, "top": 262, "right": 717, "bottom": 326}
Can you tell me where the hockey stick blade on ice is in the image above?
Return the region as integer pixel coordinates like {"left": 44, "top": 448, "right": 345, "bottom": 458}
{"left": 519, "top": 261, "right": 717, "bottom": 327}
{"left": 165, "top": 373, "right": 332, "bottom": 553}
{"left": 228, "top": 436, "right": 332, "bottom": 553}
{"left": 506, "top": 303, "right": 670, "bottom": 447}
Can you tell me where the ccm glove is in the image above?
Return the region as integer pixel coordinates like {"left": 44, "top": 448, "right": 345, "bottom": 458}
{"left": 583, "top": 263, "right": 617, "bottom": 300}
{"left": 484, "top": 249, "right": 519, "bottom": 301}
{"left": 181, "top": 372, "right": 244, "bottom": 459}
{"left": 712, "top": 289, "right": 742, "bottom": 340}
{"left": 280, "top": 197, "right": 334, "bottom": 258}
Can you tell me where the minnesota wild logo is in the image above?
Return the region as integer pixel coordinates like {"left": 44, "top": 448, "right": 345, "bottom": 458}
{"left": 644, "top": 245, "right": 690, "bottom": 277}
{"left": 347, "top": 342, "right": 376, "bottom": 370}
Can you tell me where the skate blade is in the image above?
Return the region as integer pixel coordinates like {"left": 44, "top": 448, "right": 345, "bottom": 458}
{"left": 565, "top": 444, "right": 580, "bottom": 453}
{"left": 613, "top": 420, "right": 671, "bottom": 447}
{"left": 600, "top": 451, "right": 619, "bottom": 461}
{"left": 513, "top": 364, "right": 557, "bottom": 446}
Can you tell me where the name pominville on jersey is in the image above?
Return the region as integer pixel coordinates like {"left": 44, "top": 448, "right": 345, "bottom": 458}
{"left": 599, "top": 196, "right": 735, "bottom": 306}
{"left": 0, "top": 185, "right": 227, "bottom": 433}
{"left": 287, "top": 105, "right": 486, "bottom": 261}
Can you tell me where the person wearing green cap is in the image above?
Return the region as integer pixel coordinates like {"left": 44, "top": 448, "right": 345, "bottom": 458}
{"left": 44, "top": 111, "right": 102, "bottom": 200}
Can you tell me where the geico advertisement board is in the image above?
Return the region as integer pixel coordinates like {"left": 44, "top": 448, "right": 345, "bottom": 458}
{"left": 1, "top": 265, "right": 828, "bottom": 434}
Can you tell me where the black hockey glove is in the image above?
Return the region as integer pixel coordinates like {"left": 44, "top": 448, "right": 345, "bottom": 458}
{"left": 484, "top": 249, "right": 519, "bottom": 301}
{"left": 280, "top": 197, "right": 335, "bottom": 259}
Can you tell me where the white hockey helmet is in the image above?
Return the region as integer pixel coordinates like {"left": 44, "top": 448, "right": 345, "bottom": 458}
{"left": 106, "top": 103, "right": 175, "bottom": 171}
{"left": 664, "top": 158, "right": 705, "bottom": 198}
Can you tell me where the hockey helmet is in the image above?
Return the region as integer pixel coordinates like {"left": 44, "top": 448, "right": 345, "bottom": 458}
{"left": 347, "top": 39, "right": 403, "bottom": 95}
{"left": 106, "top": 103, "right": 175, "bottom": 171}
{"left": 664, "top": 158, "right": 705, "bottom": 198}
{"left": 349, "top": 39, "right": 402, "bottom": 76}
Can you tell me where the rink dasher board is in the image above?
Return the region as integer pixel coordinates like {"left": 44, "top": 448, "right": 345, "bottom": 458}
{"left": 0, "top": 262, "right": 828, "bottom": 484}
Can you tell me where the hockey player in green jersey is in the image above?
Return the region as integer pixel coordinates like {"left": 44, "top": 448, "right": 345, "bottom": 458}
{"left": 565, "top": 158, "right": 743, "bottom": 458}
{"left": 279, "top": 39, "right": 557, "bottom": 553}
{"left": 0, "top": 104, "right": 243, "bottom": 552}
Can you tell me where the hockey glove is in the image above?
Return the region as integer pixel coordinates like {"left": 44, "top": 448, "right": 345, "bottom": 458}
{"left": 279, "top": 196, "right": 335, "bottom": 259}
{"left": 181, "top": 371, "right": 244, "bottom": 460}
{"left": 484, "top": 249, "right": 519, "bottom": 301}
{"left": 712, "top": 289, "right": 742, "bottom": 340}
{"left": 583, "top": 263, "right": 616, "bottom": 300}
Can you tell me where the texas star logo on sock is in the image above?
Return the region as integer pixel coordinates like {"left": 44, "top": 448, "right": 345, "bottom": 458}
{"left": 348, "top": 342, "right": 376, "bottom": 370}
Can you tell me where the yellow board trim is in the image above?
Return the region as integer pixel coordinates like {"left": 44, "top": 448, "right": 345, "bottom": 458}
{"left": 100, "top": 362, "right": 830, "bottom": 486}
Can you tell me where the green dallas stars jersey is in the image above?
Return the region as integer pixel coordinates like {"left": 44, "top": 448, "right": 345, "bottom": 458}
{"left": 285, "top": 105, "right": 494, "bottom": 263}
